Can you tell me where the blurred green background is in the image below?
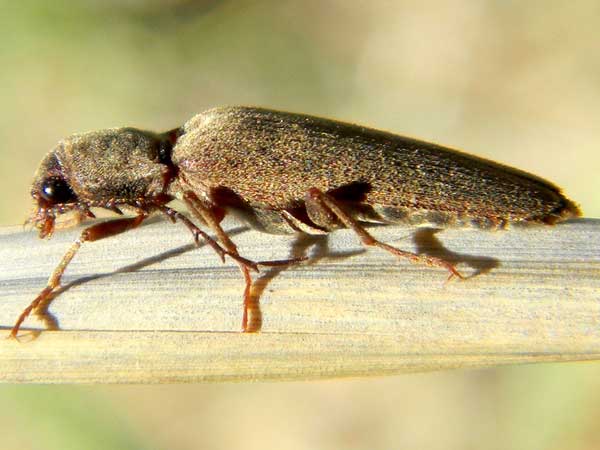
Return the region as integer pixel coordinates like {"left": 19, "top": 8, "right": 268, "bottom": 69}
{"left": 1, "top": 1, "right": 599, "bottom": 449}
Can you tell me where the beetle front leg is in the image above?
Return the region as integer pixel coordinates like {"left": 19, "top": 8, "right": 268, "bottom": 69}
{"left": 10, "top": 215, "right": 146, "bottom": 339}
{"left": 305, "top": 188, "right": 464, "bottom": 280}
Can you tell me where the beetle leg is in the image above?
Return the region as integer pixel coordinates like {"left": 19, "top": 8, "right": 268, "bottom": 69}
{"left": 182, "top": 193, "right": 308, "bottom": 331}
{"left": 305, "top": 188, "right": 464, "bottom": 280}
{"left": 160, "top": 205, "right": 249, "bottom": 268}
{"left": 10, "top": 215, "right": 146, "bottom": 339}
{"left": 181, "top": 192, "right": 256, "bottom": 331}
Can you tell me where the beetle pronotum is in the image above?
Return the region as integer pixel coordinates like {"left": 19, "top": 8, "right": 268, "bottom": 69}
{"left": 11, "top": 106, "right": 581, "bottom": 338}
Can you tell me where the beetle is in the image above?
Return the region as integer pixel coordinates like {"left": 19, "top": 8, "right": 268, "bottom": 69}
{"left": 10, "top": 106, "right": 581, "bottom": 338}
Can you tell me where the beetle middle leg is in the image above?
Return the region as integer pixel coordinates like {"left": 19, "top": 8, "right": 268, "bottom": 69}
{"left": 159, "top": 205, "right": 260, "bottom": 272}
{"left": 181, "top": 192, "right": 306, "bottom": 331}
{"left": 181, "top": 192, "right": 256, "bottom": 331}
{"left": 305, "top": 188, "right": 464, "bottom": 280}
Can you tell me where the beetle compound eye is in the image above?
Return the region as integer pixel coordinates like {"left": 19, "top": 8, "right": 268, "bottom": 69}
{"left": 40, "top": 177, "right": 76, "bottom": 204}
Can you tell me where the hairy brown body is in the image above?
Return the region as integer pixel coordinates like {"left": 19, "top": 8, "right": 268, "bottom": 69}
{"left": 11, "top": 106, "right": 581, "bottom": 338}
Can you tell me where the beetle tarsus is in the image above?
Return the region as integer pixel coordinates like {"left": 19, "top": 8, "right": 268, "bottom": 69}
{"left": 9, "top": 287, "right": 54, "bottom": 339}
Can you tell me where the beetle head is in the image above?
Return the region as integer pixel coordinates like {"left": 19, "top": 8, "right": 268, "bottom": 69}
{"left": 29, "top": 128, "right": 173, "bottom": 238}
{"left": 29, "top": 148, "right": 80, "bottom": 238}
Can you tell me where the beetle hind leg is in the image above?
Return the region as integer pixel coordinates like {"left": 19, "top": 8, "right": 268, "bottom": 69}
{"left": 304, "top": 188, "right": 464, "bottom": 280}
